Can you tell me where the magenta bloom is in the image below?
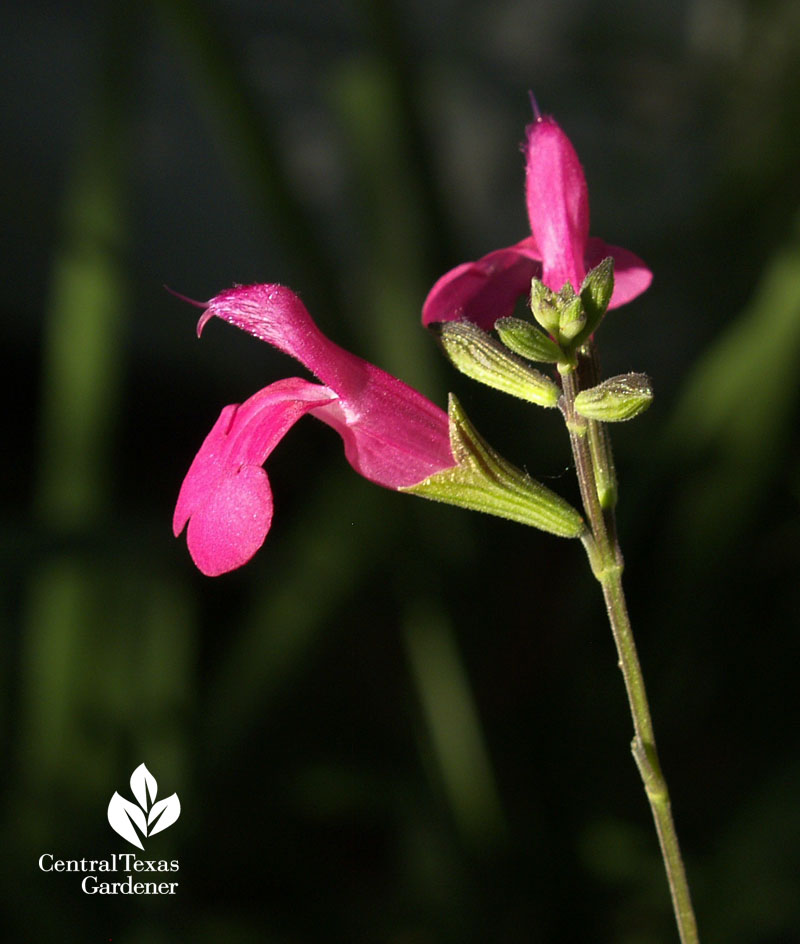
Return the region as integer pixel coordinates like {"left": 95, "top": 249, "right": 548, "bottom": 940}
{"left": 422, "top": 114, "right": 652, "bottom": 329}
{"left": 174, "top": 284, "right": 454, "bottom": 575}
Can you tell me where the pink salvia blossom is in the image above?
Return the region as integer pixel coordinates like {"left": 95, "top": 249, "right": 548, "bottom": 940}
{"left": 174, "top": 284, "right": 454, "bottom": 576}
{"left": 422, "top": 114, "right": 652, "bottom": 328}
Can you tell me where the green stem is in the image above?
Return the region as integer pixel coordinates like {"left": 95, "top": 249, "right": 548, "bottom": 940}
{"left": 561, "top": 353, "right": 699, "bottom": 944}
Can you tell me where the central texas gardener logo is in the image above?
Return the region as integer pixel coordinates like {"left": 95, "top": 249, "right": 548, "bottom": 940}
{"left": 107, "top": 764, "right": 181, "bottom": 850}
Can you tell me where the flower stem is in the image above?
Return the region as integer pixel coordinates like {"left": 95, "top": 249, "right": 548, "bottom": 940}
{"left": 560, "top": 348, "right": 699, "bottom": 944}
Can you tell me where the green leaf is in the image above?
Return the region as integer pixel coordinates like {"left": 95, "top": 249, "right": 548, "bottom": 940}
{"left": 574, "top": 373, "right": 653, "bottom": 422}
{"left": 495, "top": 316, "right": 564, "bottom": 363}
{"left": 438, "top": 322, "right": 560, "bottom": 407}
{"left": 403, "top": 395, "right": 586, "bottom": 538}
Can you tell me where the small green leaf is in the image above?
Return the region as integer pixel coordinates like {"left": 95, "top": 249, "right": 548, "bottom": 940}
{"left": 495, "top": 317, "right": 564, "bottom": 363}
{"left": 438, "top": 322, "right": 560, "bottom": 407}
{"left": 574, "top": 373, "right": 653, "bottom": 422}
{"left": 402, "top": 395, "right": 586, "bottom": 539}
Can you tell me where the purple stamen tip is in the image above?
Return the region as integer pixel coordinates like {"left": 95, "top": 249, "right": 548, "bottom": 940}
{"left": 528, "top": 90, "right": 542, "bottom": 122}
{"left": 164, "top": 284, "right": 208, "bottom": 309}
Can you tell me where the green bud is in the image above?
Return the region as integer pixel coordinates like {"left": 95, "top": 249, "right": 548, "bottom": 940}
{"left": 576, "top": 257, "right": 615, "bottom": 342}
{"left": 403, "top": 395, "right": 587, "bottom": 538}
{"left": 558, "top": 295, "right": 587, "bottom": 341}
{"left": 495, "top": 316, "right": 564, "bottom": 363}
{"left": 574, "top": 373, "right": 653, "bottom": 422}
{"left": 530, "top": 278, "right": 560, "bottom": 333}
{"left": 438, "top": 322, "right": 560, "bottom": 407}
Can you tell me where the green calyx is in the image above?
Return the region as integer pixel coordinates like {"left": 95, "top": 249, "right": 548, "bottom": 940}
{"left": 495, "top": 317, "right": 564, "bottom": 363}
{"left": 438, "top": 322, "right": 560, "bottom": 407}
{"left": 528, "top": 257, "right": 616, "bottom": 352}
{"left": 575, "top": 256, "right": 615, "bottom": 344}
{"left": 402, "top": 395, "right": 587, "bottom": 539}
{"left": 574, "top": 373, "right": 653, "bottom": 422}
{"left": 558, "top": 295, "right": 587, "bottom": 341}
{"left": 530, "top": 279, "right": 561, "bottom": 333}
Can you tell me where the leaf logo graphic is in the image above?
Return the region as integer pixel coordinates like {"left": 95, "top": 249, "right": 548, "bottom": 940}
{"left": 107, "top": 764, "right": 181, "bottom": 850}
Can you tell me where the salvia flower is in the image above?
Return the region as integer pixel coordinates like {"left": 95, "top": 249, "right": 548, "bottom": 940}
{"left": 422, "top": 113, "right": 652, "bottom": 329}
{"left": 174, "top": 284, "right": 455, "bottom": 576}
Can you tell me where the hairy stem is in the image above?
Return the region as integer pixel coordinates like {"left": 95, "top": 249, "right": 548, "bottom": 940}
{"left": 561, "top": 350, "right": 699, "bottom": 944}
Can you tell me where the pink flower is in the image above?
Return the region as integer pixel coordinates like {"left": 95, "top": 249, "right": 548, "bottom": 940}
{"left": 174, "top": 284, "right": 454, "bottom": 576}
{"left": 422, "top": 113, "right": 652, "bottom": 329}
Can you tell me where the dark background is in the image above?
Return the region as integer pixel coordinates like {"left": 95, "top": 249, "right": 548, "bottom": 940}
{"left": 3, "top": 0, "right": 799, "bottom": 940}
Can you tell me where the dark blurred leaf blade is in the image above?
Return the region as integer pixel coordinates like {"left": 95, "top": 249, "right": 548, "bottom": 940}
{"left": 17, "top": 9, "right": 193, "bottom": 857}
{"left": 667, "top": 224, "right": 800, "bottom": 548}
{"left": 403, "top": 598, "right": 506, "bottom": 848}
{"left": 332, "top": 57, "right": 444, "bottom": 392}
{"left": 151, "top": 0, "right": 339, "bottom": 307}
{"left": 35, "top": 37, "right": 131, "bottom": 526}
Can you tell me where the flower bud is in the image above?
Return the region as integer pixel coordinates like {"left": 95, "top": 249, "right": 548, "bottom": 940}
{"left": 574, "top": 373, "right": 653, "bottom": 422}
{"left": 577, "top": 256, "right": 615, "bottom": 341}
{"left": 495, "top": 317, "right": 563, "bottom": 363}
{"left": 530, "top": 278, "right": 560, "bottom": 333}
{"left": 438, "top": 322, "right": 560, "bottom": 407}
{"left": 558, "top": 295, "right": 587, "bottom": 341}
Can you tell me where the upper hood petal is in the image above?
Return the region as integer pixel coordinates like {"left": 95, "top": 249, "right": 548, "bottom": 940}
{"left": 525, "top": 116, "right": 590, "bottom": 293}
{"left": 200, "top": 283, "right": 372, "bottom": 404}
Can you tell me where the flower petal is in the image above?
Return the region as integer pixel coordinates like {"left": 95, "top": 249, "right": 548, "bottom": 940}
{"left": 198, "top": 283, "right": 455, "bottom": 484}
{"left": 312, "top": 373, "right": 454, "bottom": 488}
{"left": 584, "top": 238, "right": 653, "bottom": 309}
{"left": 525, "top": 116, "right": 589, "bottom": 294}
{"left": 421, "top": 238, "right": 541, "bottom": 329}
{"left": 174, "top": 378, "right": 338, "bottom": 576}
{"left": 175, "top": 358, "right": 455, "bottom": 574}
{"left": 185, "top": 464, "right": 272, "bottom": 577}
{"left": 201, "top": 284, "right": 372, "bottom": 405}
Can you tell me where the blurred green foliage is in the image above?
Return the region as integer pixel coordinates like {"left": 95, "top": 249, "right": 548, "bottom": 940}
{"left": 2, "top": 0, "right": 799, "bottom": 941}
